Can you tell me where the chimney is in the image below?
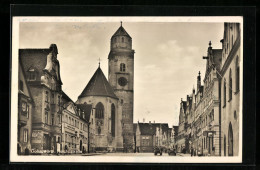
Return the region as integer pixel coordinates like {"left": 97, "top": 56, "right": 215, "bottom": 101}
{"left": 149, "top": 121, "right": 151, "bottom": 125}
{"left": 143, "top": 118, "right": 145, "bottom": 123}
{"left": 154, "top": 120, "right": 155, "bottom": 123}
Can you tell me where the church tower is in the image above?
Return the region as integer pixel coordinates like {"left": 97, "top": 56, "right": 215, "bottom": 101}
{"left": 108, "top": 22, "right": 134, "bottom": 148}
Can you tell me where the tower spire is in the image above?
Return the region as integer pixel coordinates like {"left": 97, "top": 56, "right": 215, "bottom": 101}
{"left": 120, "top": 21, "right": 122, "bottom": 27}
{"left": 98, "top": 57, "right": 100, "bottom": 67}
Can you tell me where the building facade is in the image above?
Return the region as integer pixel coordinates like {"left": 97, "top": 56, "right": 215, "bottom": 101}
{"left": 19, "top": 44, "right": 63, "bottom": 153}
{"left": 76, "top": 66, "right": 122, "bottom": 152}
{"left": 61, "top": 92, "right": 91, "bottom": 154}
{"left": 18, "top": 61, "right": 34, "bottom": 154}
{"left": 220, "top": 23, "right": 241, "bottom": 156}
{"left": 175, "top": 22, "right": 241, "bottom": 157}
{"left": 108, "top": 23, "right": 135, "bottom": 148}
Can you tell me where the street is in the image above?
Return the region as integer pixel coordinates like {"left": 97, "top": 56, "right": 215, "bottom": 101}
{"left": 80, "top": 152, "right": 191, "bottom": 157}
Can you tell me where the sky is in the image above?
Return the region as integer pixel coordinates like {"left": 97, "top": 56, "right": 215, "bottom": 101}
{"left": 19, "top": 20, "right": 224, "bottom": 127}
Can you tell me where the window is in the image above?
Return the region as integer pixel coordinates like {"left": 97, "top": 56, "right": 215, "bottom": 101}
{"left": 236, "top": 56, "right": 240, "bottom": 92}
{"left": 95, "top": 102, "right": 104, "bottom": 119}
{"left": 234, "top": 110, "right": 237, "bottom": 120}
{"left": 51, "top": 93, "right": 55, "bottom": 104}
{"left": 122, "top": 37, "right": 124, "bottom": 42}
{"left": 232, "top": 35, "right": 234, "bottom": 45}
{"left": 58, "top": 115, "right": 61, "bottom": 123}
{"left": 120, "top": 63, "right": 126, "bottom": 72}
{"left": 19, "top": 80, "right": 24, "bottom": 91}
{"left": 66, "top": 115, "right": 68, "bottom": 122}
{"left": 65, "top": 134, "right": 67, "bottom": 142}
{"left": 98, "top": 126, "right": 101, "bottom": 135}
{"left": 26, "top": 105, "right": 29, "bottom": 118}
{"left": 23, "top": 129, "right": 28, "bottom": 143}
{"left": 229, "top": 69, "right": 232, "bottom": 100}
{"left": 114, "top": 37, "right": 117, "bottom": 42}
{"left": 111, "top": 104, "right": 116, "bottom": 137}
{"left": 72, "top": 118, "right": 74, "bottom": 125}
{"left": 58, "top": 96, "right": 61, "bottom": 106}
{"left": 28, "top": 69, "right": 36, "bottom": 80}
{"left": 69, "top": 117, "right": 71, "bottom": 124}
{"left": 45, "top": 111, "right": 48, "bottom": 124}
{"left": 224, "top": 79, "right": 227, "bottom": 105}
{"left": 45, "top": 91, "right": 49, "bottom": 102}
{"left": 91, "top": 118, "right": 93, "bottom": 124}
{"left": 51, "top": 114, "right": 54, "bottom": 125}
{"left": 75, "top": 120, "right": 76, "bottom": 127}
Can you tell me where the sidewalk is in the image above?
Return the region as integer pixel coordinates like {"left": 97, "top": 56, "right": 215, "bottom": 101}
{"left": 177, "top": 153, "right": 192, "bottom": 157}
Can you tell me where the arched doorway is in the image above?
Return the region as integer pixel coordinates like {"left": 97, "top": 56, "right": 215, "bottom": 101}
{"left": 111, "top": 104, "right": 115, "bottom": 137}
{"left": 228, "top": 123, "right": 233, "bottom": 156}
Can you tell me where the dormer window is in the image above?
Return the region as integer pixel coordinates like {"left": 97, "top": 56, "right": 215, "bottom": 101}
{"left": 28, "top": 68, "right": 36, "bottom": 81}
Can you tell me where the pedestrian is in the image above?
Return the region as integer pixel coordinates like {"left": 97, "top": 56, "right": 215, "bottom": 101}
{"left": 25, "top": 147, "right": 30, "bottom": 155}
{"left": 191, "top": 147, "right": 194, "bottom": 157}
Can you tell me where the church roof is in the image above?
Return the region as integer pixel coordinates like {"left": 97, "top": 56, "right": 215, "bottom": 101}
{"left": 78, "top": 66, "right": 118, "bottom": 99}
{"left": 111, "top": 25, "right": 132, "bottom": 39}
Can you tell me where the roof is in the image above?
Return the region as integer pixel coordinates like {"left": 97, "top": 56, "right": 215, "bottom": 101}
{"left": 62, "top": 91, "right": 74, "bottom": 103}
{"left": 212, "top": 49, "right": 222, "bottom": 71}
{"left": 138, "top": 123, "right": 158, "bottom": 135}
{"left": 78, "top": 67, "right": 118, "bottom": 99}
{"left": 138, "top": 123, "right": 169, "bottom": 135}
{"left": 76, "top": 104, "right": 92, "bottom": 122}
{"left": 111, "top": 26, "right": 132, "bottom": 39}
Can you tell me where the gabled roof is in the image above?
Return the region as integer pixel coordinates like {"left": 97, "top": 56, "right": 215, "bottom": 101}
{"left": 76, "top": 104, "right": 92, "bottom": 122}
{"left": 78, "top": 67, "right": 118, "bottom": 99}
{"left": 111, "top": 26, "right": 132, "bottom": 39}
{"left": 212, "top": 49, "right": 222, "bottom": 71}
{"left": 138, "top": 123, "right": 169, "bottom": 136}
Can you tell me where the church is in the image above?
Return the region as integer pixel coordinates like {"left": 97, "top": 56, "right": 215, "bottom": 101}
{"left": 76, "top": 23, "right": 135, "bottom": 152}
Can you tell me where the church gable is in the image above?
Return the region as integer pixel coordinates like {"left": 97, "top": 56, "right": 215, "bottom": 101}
{"left": 78, "top": 67, "right": 118, "bottom": 99}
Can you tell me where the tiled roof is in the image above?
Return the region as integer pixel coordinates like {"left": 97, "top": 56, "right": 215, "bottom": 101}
{"left": 112, "top": 26, "right": 132, "bottom": 38}
{"left": 76, "top": 104, "right": 92, "bottom": 122}
{"left": 62, "top": 91, "right": 74, "bottom": 103}
{"left": 138, "top": 123, "right": 169, "bottom": 135}
{"left": 78, "top": 67, "right": 118, "bottom": 99}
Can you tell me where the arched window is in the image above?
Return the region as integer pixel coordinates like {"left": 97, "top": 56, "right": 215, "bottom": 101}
{"left": 122, "top": 37, "right": 124, "bottom": 42}
{"left": 228, "top": 122, "right": 233, "bottom": 156}
{"left": 111, "top": 104, "right": 116, "bottom": 137}
{"left": 234, "top": 110, "right": 237, "bottom": 120}
{"left": 224, "top": 79, "right": 227, "bottom": 105}
{"left": 95, "top": 102, "right": 104, "bottom": 119}
{"left": 114, "top": 37, "right": 117, "bottom": 42}
{"left": 120, "top": 63, "right": 126, "bottom": 72}
{"left": 229, "top": 69, "right": 232, "bottom": 100}
{"left": 236, "top": 56, "right": 240, "bottom": 92}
